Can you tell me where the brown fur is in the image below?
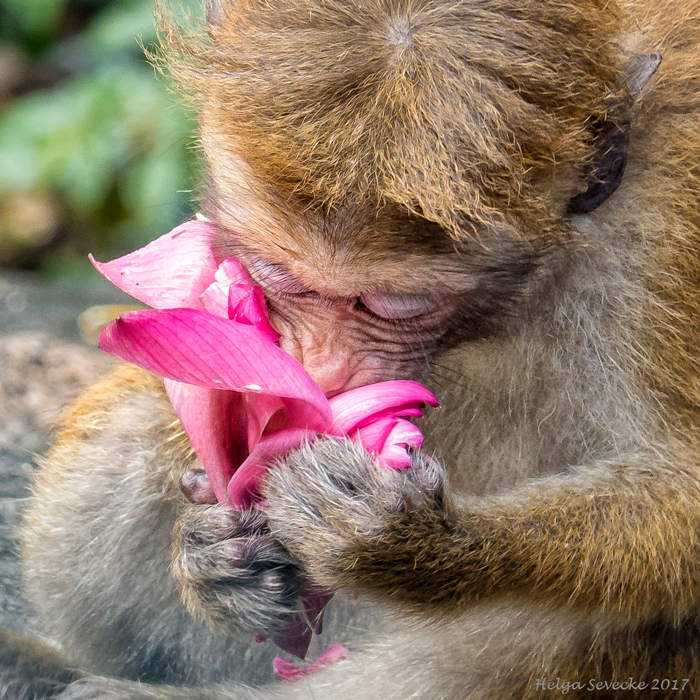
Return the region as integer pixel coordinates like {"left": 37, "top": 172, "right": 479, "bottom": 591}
{"left": 159, "top": 0, "right": 624, "bottom": 240}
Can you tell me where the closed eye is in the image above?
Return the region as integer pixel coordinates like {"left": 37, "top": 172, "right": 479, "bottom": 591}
{"left": 358, "top": 293, "right": 438, "bottom": 320}
{"left": 246, "top": 255, "right": 438, "bottom": 319}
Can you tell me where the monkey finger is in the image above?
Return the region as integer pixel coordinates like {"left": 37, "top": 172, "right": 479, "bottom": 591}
{"left": 401, "top": 451, "right": 448, "bottom": 507}
{"left": 174, "top": 527, "right": 304, "bottom": 632}
{"left": 176, "top": 504, "right": 270, "bottom": 551}
{"left": 180, "top": 468, "right": 218, "bottom": 504}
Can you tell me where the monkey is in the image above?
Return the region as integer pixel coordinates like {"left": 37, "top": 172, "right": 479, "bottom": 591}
{"left": 10, "top": 0, "right": 700, "bottom": 697}
{"left": 0, "top": 629, "right": 82, "bottom": 700}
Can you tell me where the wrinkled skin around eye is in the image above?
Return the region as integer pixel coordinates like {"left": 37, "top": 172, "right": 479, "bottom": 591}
{"left": 263, "top": 292, "right": 455, "bottom": 396}
{"left": 233, "top": 250, "right": 459, "bottom": 394}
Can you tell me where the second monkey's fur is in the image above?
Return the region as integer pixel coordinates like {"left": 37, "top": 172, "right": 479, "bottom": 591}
{"left": 15, "top": 0, "right": 700, "bottom": 698}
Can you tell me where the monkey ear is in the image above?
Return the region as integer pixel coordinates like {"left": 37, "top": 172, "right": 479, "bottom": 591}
{"left": 204, "top": 0, "right": 223, "bottom": 24}
{"left": 567, "top": 121, "right": 629, "bottom": 214}
{"left": 567, "top": 53, "right": 662, "bottom": 214}
{"left": 626, "top": 52, "right": 662, "bottom": 98}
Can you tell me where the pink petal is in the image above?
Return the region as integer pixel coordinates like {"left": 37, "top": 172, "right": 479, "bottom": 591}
{"left": 165, "top": 380, "right": 247, "bottom": 504}
{"left": 90, "top": 221, "right": 218, "bottom": 310}
{"left": 242, "top": 392, "right": 286, "bottom": 452}
{"left": 98, "top": 308, "right": 331, "bottom": 430}
{"left": 353, "top": 417, "right": 397, "bottom": 453}
{"left": 301, "top": 588, "right": 335, "bottom": 635}
{"left": 354, "top": 418, "right": 423, "bottom": 469}
{"left": 384, "top": 417, "right": 424, "bottom": 448}
{"left": 200, "top": 259, "right": 253, "bottom": 318}
{"left": 355, "top": 406, "right": 423, "bottom": 425}
{"left": 375, "top": 446, "right": 412, "bottom": 469}
{"left": 272, "top": 614, "right": 314, "bottom": 659}
{"left": 375, "top": 418, "right": 424, "bottom": 469}
{"left": 228, "top": 429, "right": 313, "bottom": 507}
{"left": 329, "top": 381, "right": 439, "bottom": 435}
{"left": 229, "top": 286, "right": 281, "bottom": 343}
{"left": 273, "top": 645, "right": 349, "bottom": 681}
{"left": 200, "top": 261, "right": 280, "bottom": 340}
{"left": 226, "top": 283, "right": 259, "bottom": 311}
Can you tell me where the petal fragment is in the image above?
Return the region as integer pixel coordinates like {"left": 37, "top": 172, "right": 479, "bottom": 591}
{"left": 229, "top": 286, "right": 281, "bottom": 342}
{"left": 273, "top": 645, "right": 349, "bottom": 681}
{"left": 90, "top": 221, "right": 218, "bottom": 310}
{"left": 201, "top": 259, "right": 253, "bottom": 317}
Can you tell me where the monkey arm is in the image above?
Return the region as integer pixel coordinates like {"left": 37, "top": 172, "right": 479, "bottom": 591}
{"left": 21, "top": 365, "right": 293, "bottom": 685}
{"left": 264, "top": 438, "right": 700, "bottom": 622}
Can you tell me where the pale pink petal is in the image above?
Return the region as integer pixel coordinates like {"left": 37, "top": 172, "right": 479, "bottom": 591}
{"left": 227, "top": 283, "right": 259, "bottom": 311}
{"left": 165, "top": 379, "right": 246, "bottom": 503}
{"left": 98, "top": 308, "right": 331, "bottom": 429}
{"left": 90, "top": 221, "right": 218, "bottom": 310}
{"left": 200, "top": 259, "right": 253, "bottom": 318}
{"left": 329, "top": 381, "right": 439, "bottom": 435}
{"left": 228, "top": 429, "right": 313, "bottom": 507}
{"left": 273, "top": 645, "right": 349, "bottom": 681}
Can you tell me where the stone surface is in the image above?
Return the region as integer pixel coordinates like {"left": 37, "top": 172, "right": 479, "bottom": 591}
{"left": 0, "top": 271, "right": 123, "bottom": 631}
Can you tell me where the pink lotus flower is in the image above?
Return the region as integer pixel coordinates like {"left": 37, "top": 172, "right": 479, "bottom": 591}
{"left": 91, "top": 220, "right": 439, "bottom": 662}
{"left": 273, "top": 644, "right": 349, "bottom": 681}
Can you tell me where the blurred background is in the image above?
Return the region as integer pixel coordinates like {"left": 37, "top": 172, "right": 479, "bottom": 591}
{"left": 0, "top": 0, "right": 200, "bottom": 275}
{"left": 0, "top": 0, "right": 201, "bottom": 631}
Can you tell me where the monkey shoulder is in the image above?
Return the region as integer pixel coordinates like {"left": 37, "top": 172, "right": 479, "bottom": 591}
{"left": 29, "top": 364, "right": 192, "bottom": 505}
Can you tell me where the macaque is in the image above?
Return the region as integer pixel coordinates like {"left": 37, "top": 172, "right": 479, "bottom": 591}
{"left": 7, "top": 0, "right": 700, "bottom": 697}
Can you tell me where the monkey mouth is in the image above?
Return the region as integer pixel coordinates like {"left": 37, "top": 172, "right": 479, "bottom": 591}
{"left": 91, "top": 218, "right": 439, "bottom": 507}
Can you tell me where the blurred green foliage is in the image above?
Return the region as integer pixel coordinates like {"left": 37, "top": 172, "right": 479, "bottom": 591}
{"left": 0, "top": 0, "right": 201, "bottom": 275}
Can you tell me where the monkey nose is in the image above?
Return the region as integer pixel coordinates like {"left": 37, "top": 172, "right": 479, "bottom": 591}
{"left": 279, "top": 334, "right": 357, "bottom": 397}
{"left": 303, "top": 353, "right": 357, "bottom": 397}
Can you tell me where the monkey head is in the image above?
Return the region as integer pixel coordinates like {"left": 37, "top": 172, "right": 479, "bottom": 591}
{"left": 160, "top": 0, "right": 629, "bottom": 394}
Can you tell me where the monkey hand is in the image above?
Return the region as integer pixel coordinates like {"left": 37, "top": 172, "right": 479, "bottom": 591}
{"left": 172, "top": 480, "right": 304, "bottom": 636}
{"left": 263, "top": 437, "right": 451, "bottom": 596}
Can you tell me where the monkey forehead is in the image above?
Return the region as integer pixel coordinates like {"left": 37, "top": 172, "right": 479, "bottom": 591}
{"left": 204, "top": 132, "right": 452, "bottom": 243}
{"left": 190, "top": 0, "right": 623, "bottom": 239}
{"left": 205, "top": 140, "right": 469, "bottom": 290}
{"left": 214, "top": 212, "right": 479, "bottom": 296}
{"left": 205, "top": 142, "right": 544, "bottom": 295}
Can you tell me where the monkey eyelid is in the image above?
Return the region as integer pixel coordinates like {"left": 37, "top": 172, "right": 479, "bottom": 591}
{"left": 358, "top": 293, "right": 438, "bottom": 320}
{"left": 246, "top": 253, "right": 440, "bottom": 319}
